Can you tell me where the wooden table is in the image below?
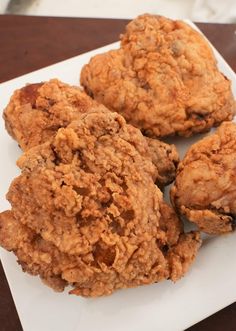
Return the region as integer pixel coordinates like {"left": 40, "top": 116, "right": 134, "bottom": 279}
{"left": 0, "top": 15, "right": 235, "bottom": 331}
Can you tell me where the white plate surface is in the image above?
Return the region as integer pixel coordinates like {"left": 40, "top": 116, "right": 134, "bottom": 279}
{"left": 0, "top": 21, "right": 235, "bottom": 331}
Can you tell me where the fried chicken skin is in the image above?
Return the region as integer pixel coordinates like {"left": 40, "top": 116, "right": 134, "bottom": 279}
{"left": 145, "top": 137, "right": 178, "bottom": 187}
{"left": 0, "top": 109, "right": 201, "bottom": 296}
{"left": 171, "top": 122, "right": 236, "bottom": 234}
{"left": 81, "top": 14, "right": 235, "bottom": 138}
{"left": 3, "top": 79, "right": 179, "bottom": 186}
{"left": 3, "top": 79, "right": 95, "bottom": 151}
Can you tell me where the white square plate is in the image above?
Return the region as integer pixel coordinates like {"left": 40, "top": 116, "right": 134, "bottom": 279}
{"left": 0, "top": 21, "right": 235, "bottom": 331}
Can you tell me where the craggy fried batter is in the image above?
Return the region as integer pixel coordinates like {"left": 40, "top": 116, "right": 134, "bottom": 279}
{"left": 171, "top": 122, "right": 236, "bottom": 234}
{"left": 0, "top": 109, "right": 201, "bottom": 296}
{"left": 81, "top": 14, "right": 235, "bottom": 138}
{"left": 3, "top": 79, "right": 179, "bottom": 186}
{"left": 3, "top": 79, "right": 95, "bottom": 151}
{"left": 146, "top": 137, "right": 178, "bottom": 187}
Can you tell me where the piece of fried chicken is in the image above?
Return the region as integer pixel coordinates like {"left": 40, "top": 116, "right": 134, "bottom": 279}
{"left": 171, "top": 122, "right": 236, "bottom": 235}
{"left": 3, "top": 79, "right": 95, "bottom": 151}
{"left": 0, "top": 109, "right": 201, "bottom": 297}
{"left": 3, "top": 79, "right": 179, "bottom": 186}
{"left": 81, "top": 14, "right": 235, "bottom": 138}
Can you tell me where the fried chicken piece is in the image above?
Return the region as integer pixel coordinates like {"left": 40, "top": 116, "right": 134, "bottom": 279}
{"left": 171, "top": 122, "right": 236, "bottom": 234}
{"left": 0, "top": 109, "right": 201, "bottom": 297}
{"left": 3, "top": 79, "right": 95, "bottom": 151}
{"left": 81, "top": 14, "right": 235, "bottom": 138}
{"left": 3, "top": 79, "right": 179, "bottom": 186}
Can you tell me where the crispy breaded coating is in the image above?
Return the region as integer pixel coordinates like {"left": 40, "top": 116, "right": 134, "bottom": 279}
{"left": 3, "top": 79, "right": 95, "bottom": 151}
{"left": 0, "top": 109, "right": 201, "bottom": 297}
{"left": 171, "top": 122, "right": 236, "bottom": 234}
{"left": 81, "top": 14, "right": 235, "bottom": 138}
{"left": 146, "top": 137, "right": 179, "bottom": 187}
{"left": 3, "top": 79, "right": 179, "bottom": 186}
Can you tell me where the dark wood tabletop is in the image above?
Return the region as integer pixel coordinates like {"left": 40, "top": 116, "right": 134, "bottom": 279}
{"left": 0, "top": 14, "right": 235, "bottom": 331}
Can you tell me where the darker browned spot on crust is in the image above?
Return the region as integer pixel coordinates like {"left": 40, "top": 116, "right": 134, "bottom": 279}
{"left": 80, "top": 162, "right": 92, "bottom": 173}
{"left": 20, "top": 83, "right": 44, "bottom": 107}
{"left": 52, "top": 147, "right": 62, "bottom": 165}
{"left": 101, "top": 197, "right": 113, "bottom": 208}
{"left": 73, "top": 186, "right": 90, "bottom": 196}
{"left": 93, "top": 241, "right": 116, "bottom": 266}
{"left": 121, "top": 181, "right": 128, "bottom": 192}
{"left": 120, "top": 209, "right": 135, "bottom": 220}
{"left": 76, "top": 213, "right": 97, "bottom": 227}
{"left": 110, "top": 218, "right": 125, "bottom": 235}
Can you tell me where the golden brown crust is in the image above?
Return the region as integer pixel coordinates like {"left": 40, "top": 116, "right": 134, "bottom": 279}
{"left": 19, "top": 83, "right": 44, "bottom": 106}
{"left": 146, "top": 137, "right": 179, "bottom": 187}
{"left": 81, "top": 14, "right": 236, "bottom": 138}
{"left": 0, "top": 108, "right": 200, "bottom": 296}
{"left": 167, "top": 232, "right": 201, "bottom": 281}
{"left": 171, "top": 122, "right": 236, "bottom": 234}
{"left": 3, "top": 79, "right": 179, "bottom": 186}
{"left": 3, "top": 79, "right": 95, "bottom": 151}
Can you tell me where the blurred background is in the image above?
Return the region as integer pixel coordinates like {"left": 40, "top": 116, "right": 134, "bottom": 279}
{"left": 0, "top": 0, "right": 236, "bottom": 22}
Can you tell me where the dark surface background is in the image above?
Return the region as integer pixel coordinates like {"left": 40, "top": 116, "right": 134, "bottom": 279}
{"left": 0, "top": 15, "right": 235, "bottom": 331}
